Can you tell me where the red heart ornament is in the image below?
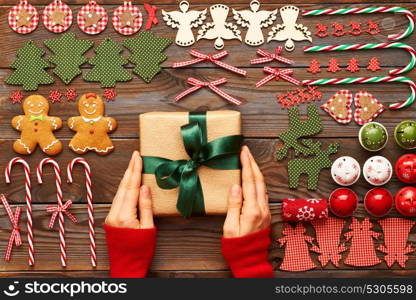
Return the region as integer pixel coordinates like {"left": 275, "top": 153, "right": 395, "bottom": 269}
{"left": 354, "top": 91, "right": 385, "bottom": 125}
{"left": 321, "top": 90, "right": 353, "bottom": 124}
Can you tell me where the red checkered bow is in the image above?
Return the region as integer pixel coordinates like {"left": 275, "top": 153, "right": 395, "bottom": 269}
{"left": 46, "top": 200, "right": 77, "bottom": 228}
{"left": 256, "top": 67, "right": 300, "bottom": 88}
{"left": 250, "top": 47, "right": 294, "bottom": 65}
{"left": 172, "top": 49, "right": 247, "bottom": 76}
{"left": 1, "top": 194, "right": 22, "bottom": 262}
{"left": 175, "top": 77, "right": 242, "bottom": 105}
{"left": 144, "top": 3, "right": 158, "bottom": 30}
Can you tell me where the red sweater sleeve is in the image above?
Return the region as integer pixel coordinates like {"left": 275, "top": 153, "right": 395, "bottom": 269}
{"left": 221, "top": 227, "right": 274, "bottom": 278}
{"left": 104, "top": 224, "right": 156, "bottom": 278}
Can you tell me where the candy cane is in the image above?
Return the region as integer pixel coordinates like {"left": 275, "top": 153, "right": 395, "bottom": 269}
{"left": 5, "top": 157, "right": 34, "bottom": 266}
{"left": 304, "top": 42, "right": 416, "bottom": 75}
{"left": 67, "top": 158, "right": 96, "bottom": 267}
{"left": 302, "top": 76, "right": 416, "bottom": 110}
{"left": 302, "top": 6, "right": 415, "bottom": 41}
{"left": 37, "top": 158, "right": 68, "bottom": 267}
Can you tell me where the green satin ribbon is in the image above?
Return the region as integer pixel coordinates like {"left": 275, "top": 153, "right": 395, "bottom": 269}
{"left": 30, "top": 115, "right": 43, "bottom": 121}
{"left": 142, "top": 112, "right": 242, "bottom": 218}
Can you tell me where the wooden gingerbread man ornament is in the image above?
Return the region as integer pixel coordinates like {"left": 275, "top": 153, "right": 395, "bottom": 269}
{"left": 162, "top": 1, "right": 207, "bottom": 47}
{"left": 12, "top": 95, "right": 62, "bottom": 155}
{"left": 68, "top": 93, "right": 117, "bottom": 155}
{"left": 232, "top": 0, "right": 278, "bottom": 46}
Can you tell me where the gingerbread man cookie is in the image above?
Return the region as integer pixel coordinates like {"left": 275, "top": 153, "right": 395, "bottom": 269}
{"left": 12, "top": 95, "right": 62, "bottom": 155}
{"left": 68, "top": 93, "right": 117, "bottom": 155}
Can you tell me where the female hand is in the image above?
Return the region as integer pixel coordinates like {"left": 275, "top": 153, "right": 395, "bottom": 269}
{"left": 105, "top": 151, "right": 154, "bottom": 229}
{"left": 223, "top": 146, "right": 271, "bottom": 238}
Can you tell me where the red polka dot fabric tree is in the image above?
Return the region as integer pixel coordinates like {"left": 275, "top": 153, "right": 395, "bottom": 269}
{"left": 347, "top": 57, "right": 360, "bottom": 73}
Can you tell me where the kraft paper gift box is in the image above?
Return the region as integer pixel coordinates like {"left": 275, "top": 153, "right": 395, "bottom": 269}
{"left": 139, "top": 111, "right": 242, "bottom": 217}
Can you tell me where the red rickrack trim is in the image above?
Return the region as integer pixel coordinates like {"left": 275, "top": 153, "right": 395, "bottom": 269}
{"left": 366, "top": 20, "right": 380, "bottom": 35}
{"left": 332, "top": 23, "right": 346, "bottom": 37}
{"left": 49, "top": 89, "right": 62, "bottom": 103}
{"left": 315, "top": 23, "right": 329, "bottom": 38}
{"left": 349, "top": 21, "right": 362, "bottom": 36}
{"left": 65, "top": 88, "right": 77, "bottom": 102}
{"left": 103, "top": 88, "right": 117, "bottom": 102}
{"left": 10, "top": 90, "right": 24, "bottom": 104}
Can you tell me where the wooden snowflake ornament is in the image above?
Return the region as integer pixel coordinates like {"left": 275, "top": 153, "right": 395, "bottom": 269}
{"left": 77, "top": 0, "right": 108, "bottom": 35}
{"left": 112, "top": 1, "right": 143, "bottom": 36}
{"left": 42, "top": 0, "right": 73, "bottom": 33}
{"left": 162, "top": 1, "right": 207, "bottom": 47}
{"left": 232, "top": 0, "right": 278, "bottom": 46}
{"left": 267, "top": 5, "right": 312, "bottom": 52}
{"left": 9, "top": 0, "right": 39, "bottom": 34}
{"left": 197, "top": 4, "right": 242, "bottom": 50}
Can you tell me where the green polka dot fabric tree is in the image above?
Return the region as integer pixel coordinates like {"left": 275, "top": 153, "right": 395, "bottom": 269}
{"left": 44, "top": 33, "right": 94, "bottom": 85}
{"left": 123, "top": 31, "right": 172, "bottom": 83}
{"left": 6, "top": 41, "right": 54, "bottom": 91}
{"left": 83, "top": 38, "right": 132, "bottom": 88}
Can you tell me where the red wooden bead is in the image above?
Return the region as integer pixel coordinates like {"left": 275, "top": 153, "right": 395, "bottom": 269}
{"left": 364, "top": 188, "right": 393, "bottom": 217}
{"left": 395, "top": 154, "right": 416, "bottom": 184}
{"left": 329, "top": 188, "right": 358, "bottom": 217}
{"left": 395, "top": 186, "right": 416, "bottom": 217}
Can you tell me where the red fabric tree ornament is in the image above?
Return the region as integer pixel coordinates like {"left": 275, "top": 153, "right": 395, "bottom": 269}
{"left": 311, "top": 217, "right": 347, "bottom": 267}
{"left": 10, "top": 90, "right": 24, "bottom": 104}
{"left": 327, "top": 58, "right": 341, "bottom": 73}
{"left": 344, "top": 217, "right": 381, "bottom": 267}
{"left": 367, "top": 57, "right": 381, "bottom": 72}
{"left": 347, "top": 57, "right": 360, "bottom": 73}
{"left": 377, "top": 218, "right": 415, "bottom": 268}
{"left": 307, "top": 59, "right": 321, "bottom": 74}
{"left": 278, "top": 223, "right": 316, "bottom": 272}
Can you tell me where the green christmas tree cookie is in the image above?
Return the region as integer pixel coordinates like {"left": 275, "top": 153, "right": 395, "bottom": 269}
{"left": 44, "top": 33, "right": 94, "bottom": 85}
{"left": 6, "top": 41, "right": 54, "bottom": 91}
{"left": 123, "top": 31, "right": 172, "bottom": 83}
{"left": 84, "top": 38, "right": 132, "bottom": 88}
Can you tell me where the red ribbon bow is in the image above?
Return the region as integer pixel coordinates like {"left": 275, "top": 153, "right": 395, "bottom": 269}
{"left": 144, "top": 3, "right": 158, "bottom": 30}
{"left": 1, "top": 194, "right": 22, "bottom": 262}
{"left": 175, "top": 77, "right": 242, "bottom": 105}
{"left": 46, "top": 200, "right": 78, "bottom": 228}
{"left": 173, "top": 49, "right": 247, "bottom": 76}
{"left": 250, "top": 47, "right": 294, "bottom": 65}
{"left": 256, "top": 67, "right": 301, "bottom": 88}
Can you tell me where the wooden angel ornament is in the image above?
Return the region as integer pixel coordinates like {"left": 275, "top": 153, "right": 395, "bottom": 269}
{"left": 232, "top": 0, "right": 278, "bottom": 46}
{"left": 267, "top": 5, "right": 312, "bottom": 52}
{"left": 162, "top": 1, "right": 207, "bottom": 47}
{"left": 197, "top": 4, "right": 242, "bottom": 50}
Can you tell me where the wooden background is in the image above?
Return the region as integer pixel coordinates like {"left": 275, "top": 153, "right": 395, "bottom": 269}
{"left": 0, "top": 0, "right": 415, "bottom": 278}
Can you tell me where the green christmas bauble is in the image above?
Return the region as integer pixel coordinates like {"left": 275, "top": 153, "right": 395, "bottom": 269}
{"left": 359, "top": 122, "right": 388, "bottom": 152}
{"left": 394, "top": 120, "right": 416, "bottom": 150}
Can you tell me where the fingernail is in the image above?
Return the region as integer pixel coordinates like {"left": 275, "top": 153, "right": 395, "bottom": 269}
{"left": 231, "top": 184, "right": 240, "bottom": 197}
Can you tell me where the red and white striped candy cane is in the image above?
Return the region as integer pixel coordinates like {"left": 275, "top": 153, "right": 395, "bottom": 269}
{"left": 67, "top": 158, "right": 96, "bottom": 267}
{"left": 302, "top": 6, "right": 415, "bottom": 41}
{"left": 37, "top": 158, "right": 68, "bottom": 267}
{"left": 5, "top": 157, "right": 34, "bottom": 266}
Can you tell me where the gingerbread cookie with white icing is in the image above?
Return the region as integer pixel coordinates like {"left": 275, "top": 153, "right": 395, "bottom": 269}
{"left": 68, "top": 93, "right": 117, "bottom": 155}
{"left": 12, "top": 95, "right": 63, "bottom": 156}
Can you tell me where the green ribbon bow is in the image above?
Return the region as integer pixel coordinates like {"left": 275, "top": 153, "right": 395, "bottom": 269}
{"left": 30, "top": 115, "right": 43, "bottom": 121}
{"left": 142, "top": 112, "right": 242, "bottom": 218}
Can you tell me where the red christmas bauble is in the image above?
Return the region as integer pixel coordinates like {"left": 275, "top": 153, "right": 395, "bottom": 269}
{"left": 395, "top": 186, "right": 416, "bottom": 217}
{"left": 329, "top": 188, "right": 358, "bottom": 217}
{"left": 364, "top": 188, "right": 393, "bottom": 217}
{"left": 395, "top": 154, "right": 416, "bottom": 184}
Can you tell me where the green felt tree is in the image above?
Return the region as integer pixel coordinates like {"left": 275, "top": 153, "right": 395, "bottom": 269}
{"left": 44, "top": 33, "right": 94, "bottom": 85}
{"left": 123, "top": 31, "right": 172, "bottom": 83}
{"left": 6, "top": 41, "right": 54, "bottom": 91}
{"left": 83, "top": 38, "right": 132, "bottom": 88}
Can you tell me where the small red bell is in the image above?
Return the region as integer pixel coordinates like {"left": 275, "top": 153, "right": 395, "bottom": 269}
{"left": 395, "top": 186, "right": 416, "bottom": 217}
{"left": 364, "top": 188, "right": 393, "bottom": 217}
{"left": 395, "top": 154, "right": 416, "bottom": 184}
{"left": 329, "top": 188, "right": 358, "bottom": 217}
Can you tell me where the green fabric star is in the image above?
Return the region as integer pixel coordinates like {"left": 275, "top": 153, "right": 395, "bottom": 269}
{"left": 84, "top": 38, "right": 132, "bottom": 88}
{"left": 44, "top": 33, "right": 94, "bottom": 85}
{"left": 6, "top": 41, "right": 54, "bottom": 91}
{"left": 123, "top": 31, "right": 172, "bottom": 83}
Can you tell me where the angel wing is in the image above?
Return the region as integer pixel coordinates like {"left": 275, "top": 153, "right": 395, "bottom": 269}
{"left": 188, "top": 9, "right": 208, "bottom": 28}
{"left": 161, "top": 10, "right": 182, "bottom": 29}
{"left": 222, "top": 23, "right": 242, "bottom": 40}
{"left": 232, "top": 9, "right": 252, "bottom": 27}
{"left": 292, "top": 24, "right": 313, "bottom": 42}
{"left": 267, "top": 24, "right": 286, "bottom": 42}
{"left": 258, "top": 9, "right": 278, "bottom": 28}
{"left": 197, "top": 23, "right": 217, "bottom": 40}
